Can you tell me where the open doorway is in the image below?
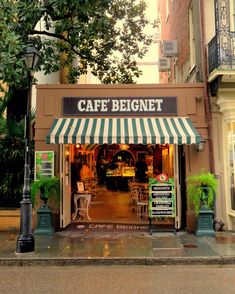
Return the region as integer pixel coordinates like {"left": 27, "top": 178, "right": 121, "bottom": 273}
{"left": 66, "top": 143, "right": 180, "bottom": 227}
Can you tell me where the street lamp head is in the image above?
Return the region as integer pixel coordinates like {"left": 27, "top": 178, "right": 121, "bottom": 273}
{"left": 24, "top": 41, "right": 40, "bottom": 70}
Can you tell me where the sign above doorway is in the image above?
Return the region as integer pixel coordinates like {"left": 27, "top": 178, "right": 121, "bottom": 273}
{"left": 62, "top": 96, "right": 177, "bottom": 116}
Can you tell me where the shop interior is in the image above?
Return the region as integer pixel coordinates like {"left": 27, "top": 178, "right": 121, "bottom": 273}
{"left": 69, "top": 143, "right": 176, "bottom": 225}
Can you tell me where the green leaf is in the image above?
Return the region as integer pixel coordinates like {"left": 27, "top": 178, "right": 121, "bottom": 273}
{"left": 0, "top": 0, "right": 157, "bottom": 85}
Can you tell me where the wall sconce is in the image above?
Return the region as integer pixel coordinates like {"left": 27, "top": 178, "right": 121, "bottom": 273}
{"left": 75, "top": 144, "right": 80, "bottom": 149}
{"left": 196, "top": 138, "right": 206, "bottom": 152}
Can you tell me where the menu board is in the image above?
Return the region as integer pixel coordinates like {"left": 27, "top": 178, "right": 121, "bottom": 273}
{"left": 149, "top": 177, "right": 175, "bottom": 218}
{"left": 35, "top": 151, "right": 54, "bottom": 180}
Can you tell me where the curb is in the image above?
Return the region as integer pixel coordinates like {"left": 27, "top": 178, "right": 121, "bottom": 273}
{"left": 1, "top": 256, "right": 235, "bottom": 266}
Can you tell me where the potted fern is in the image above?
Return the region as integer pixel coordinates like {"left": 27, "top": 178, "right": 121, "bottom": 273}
{"left": 187, "top": 172, "right": 217, "bottom": 215}
{"left": 31, "top": 177, "right": 60, "bottom": 206}
{"left": 31, "top": 177, "right": 60, "bottom": 235}
{"left": 186, "top": 172, "right": 217, "bottom": 236}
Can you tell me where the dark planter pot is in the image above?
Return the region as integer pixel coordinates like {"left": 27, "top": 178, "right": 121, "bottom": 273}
{"left": 34, "top": 187, "right": 55, "bottom": 236}
{"left": 39, "top": 187, "right": 48, "bottom": 203}
{"left": 196, "top": 206, "right": 215, "bottom": 237}
{"left": 200, "top": 186, "right": 211, "bottom": 208}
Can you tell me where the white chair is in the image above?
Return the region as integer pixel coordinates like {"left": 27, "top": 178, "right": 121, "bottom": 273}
{"left": 129, "top": 184, "right": 139, "bottom": 209}
{"left": 73, "top": 193, "right": 91, "bottom": 220}
{"left": 136, "top": 188, "right": 149, "bottom": 219}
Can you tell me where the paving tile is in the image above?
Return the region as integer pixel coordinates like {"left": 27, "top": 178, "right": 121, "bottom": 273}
{"left": 153, "top": 248, "right": 186, "bottom": 257}
{"left": 151, "top": 236, "right": 182, "bottom": 249}
{"left": 215, "top": 236, "right": 235, "bottom": 243}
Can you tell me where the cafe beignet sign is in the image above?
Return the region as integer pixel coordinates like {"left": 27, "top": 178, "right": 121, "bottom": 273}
{"left": 62, "top": 97, "right": 177, "bottom": 116}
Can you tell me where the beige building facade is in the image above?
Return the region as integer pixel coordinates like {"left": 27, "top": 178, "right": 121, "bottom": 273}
{"left": 35, "top": 83, "right": 209, "bottom": 230}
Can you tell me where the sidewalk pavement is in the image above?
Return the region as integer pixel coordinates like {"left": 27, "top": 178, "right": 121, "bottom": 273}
{"left": 1, "top": 226, "right": 235, "bottom": 266}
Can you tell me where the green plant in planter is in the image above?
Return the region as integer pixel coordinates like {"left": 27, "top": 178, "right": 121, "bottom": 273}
{"left": 186, "top": 172, "right": 217, "bottom": 216}
{"left": 31, "top": 177, "right": 60, "bottom": 208}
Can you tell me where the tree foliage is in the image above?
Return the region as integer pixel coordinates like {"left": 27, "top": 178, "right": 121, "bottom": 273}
{"left": 0, "top": 111, "right": 25, "bottom": 207}
{"left": 0, "top": 97, "right": 35, "bottom": 207}
{"left": 0, "top": 0, "right": 157, "bottom": 89}
{"left": 0, "top": 0, "right": 157, "bottom": 207}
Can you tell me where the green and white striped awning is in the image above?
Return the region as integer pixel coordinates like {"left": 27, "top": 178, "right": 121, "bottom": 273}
{"left": 46, "top": 117, "right": 201, "bottom": 145}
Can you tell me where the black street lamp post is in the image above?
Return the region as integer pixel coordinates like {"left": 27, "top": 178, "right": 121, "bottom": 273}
{"left": 16, "top": 42, "right": 39, "bottom": 253}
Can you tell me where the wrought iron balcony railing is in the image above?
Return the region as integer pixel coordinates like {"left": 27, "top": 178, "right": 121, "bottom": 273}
{"left": 208, "top": 33, "right": 235, "bottom": 74}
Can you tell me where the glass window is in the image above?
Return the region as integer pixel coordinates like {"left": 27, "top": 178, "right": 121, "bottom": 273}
{"left": 227, "top": 122, "right": 235, "bottom": 210}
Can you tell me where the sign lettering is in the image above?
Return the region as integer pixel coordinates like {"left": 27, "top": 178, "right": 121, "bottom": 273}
{"left": 63, "top": 96, "right": 177, "bottom": 116}
{"left": 149, "top": 178, "right": 176, "bottom": 218}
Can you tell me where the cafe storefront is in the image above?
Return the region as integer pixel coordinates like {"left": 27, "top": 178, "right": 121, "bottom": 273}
{"left": 35, "top": 83, "right": 210, "bottom": 230}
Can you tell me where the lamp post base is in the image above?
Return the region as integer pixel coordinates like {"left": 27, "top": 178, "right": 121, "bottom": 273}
{"left": 16, "top": 234, "right": 35, "bottom": 253}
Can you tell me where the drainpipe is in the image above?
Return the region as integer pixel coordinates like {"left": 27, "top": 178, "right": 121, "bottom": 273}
{"left": 199, "top": 0, "right": 215, "bottom": 174}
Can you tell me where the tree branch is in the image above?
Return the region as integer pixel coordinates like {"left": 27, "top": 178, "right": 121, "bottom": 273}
{"left": 31, "top": 30, "right": 100, "bottom": 65}
{"left": 32, "top": 30, "right": 66, "bottom": 41}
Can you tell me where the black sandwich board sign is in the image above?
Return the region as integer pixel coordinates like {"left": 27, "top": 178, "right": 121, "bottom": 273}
{"left": 148, "top": 175, "right": 176, "bottom": 234}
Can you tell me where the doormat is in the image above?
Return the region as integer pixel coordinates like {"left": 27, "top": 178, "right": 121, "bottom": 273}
{"left": 73, "top": 222, "right": 150, "bottom": 232}
{"left": 71, "top": 222, "right": 175, "bottom": 232}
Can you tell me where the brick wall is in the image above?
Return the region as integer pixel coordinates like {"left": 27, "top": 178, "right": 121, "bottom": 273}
{"left": 158, "top": 0, "right": 193, "bottom": 82}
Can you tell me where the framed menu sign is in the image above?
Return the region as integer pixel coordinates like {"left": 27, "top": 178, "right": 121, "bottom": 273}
{"left": 149, "top": 176, "right": 175, "bottom": 218}
{"left": 35, "top": 151, "right": 54, "bottom": 180}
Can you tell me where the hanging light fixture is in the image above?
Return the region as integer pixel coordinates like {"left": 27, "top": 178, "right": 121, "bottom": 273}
{"left": 119, "top": 144, "right": 129, "bottom": 150}
{"left": 196, "top": 138, "right": 206, "bottom": 152}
